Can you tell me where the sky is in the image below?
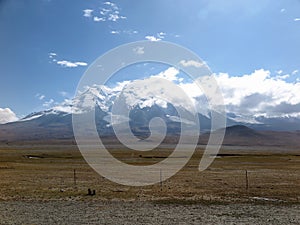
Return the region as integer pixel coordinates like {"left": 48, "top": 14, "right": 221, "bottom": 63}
{"left": 0, "top": 0, "right": 300, "bottom": 123}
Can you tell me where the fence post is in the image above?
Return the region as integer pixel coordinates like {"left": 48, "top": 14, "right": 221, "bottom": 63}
{"left": 74, "top": 169, "right": 77, "bottom": 186}
{"left": 245, "top": 169, "right": 249, "bottom": 190}
{"left": 160, "top": 169, "right": 163, "bottom": 191}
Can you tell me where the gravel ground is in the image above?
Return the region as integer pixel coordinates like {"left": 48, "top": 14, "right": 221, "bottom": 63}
{"left": 0, "top": 201, "right": 299, "bottom": 225}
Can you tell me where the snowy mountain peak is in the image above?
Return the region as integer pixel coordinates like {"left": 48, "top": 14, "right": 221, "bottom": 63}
{"left": 17, "top": 72, "right": 300, "bottom": 132}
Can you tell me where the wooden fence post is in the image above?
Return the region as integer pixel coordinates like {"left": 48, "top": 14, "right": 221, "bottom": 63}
{"left": 245, "top": 169, "right": 249, "bottom": 190}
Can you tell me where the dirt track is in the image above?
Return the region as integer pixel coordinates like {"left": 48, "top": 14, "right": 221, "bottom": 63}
{"left": 0, "top": 200, "right": 299, "bottom": 225}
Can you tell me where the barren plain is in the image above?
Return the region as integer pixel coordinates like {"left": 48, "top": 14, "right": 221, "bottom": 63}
{"left": 0, "top": 143, "right": 299, "bottom": 224}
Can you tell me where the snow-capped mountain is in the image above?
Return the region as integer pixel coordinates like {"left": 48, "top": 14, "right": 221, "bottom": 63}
{"left": 0, "top": 77, "right": 300, "bottom": 142}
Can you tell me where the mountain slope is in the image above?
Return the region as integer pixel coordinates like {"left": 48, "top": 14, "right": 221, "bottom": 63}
{"left": 0, "top": 83, "right": 299, "bottom": 146}
{"left": 198, "top": 125, "right": 300, "bottom": 147}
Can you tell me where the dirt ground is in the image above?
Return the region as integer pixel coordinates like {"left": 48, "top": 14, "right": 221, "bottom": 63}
{"left": 0, "top": 143, "right": 299, "bottom": 224}
{"left": 0, "top": 200, "right": 300, "bottom": 225}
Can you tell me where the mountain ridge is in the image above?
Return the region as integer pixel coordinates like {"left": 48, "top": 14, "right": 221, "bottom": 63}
{"left": 0, "top": 84, "right": 299, "bottom": 146}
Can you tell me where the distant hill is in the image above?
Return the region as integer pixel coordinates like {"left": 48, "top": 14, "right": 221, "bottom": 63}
{"left": 199, "top": 125, "right": 300, "bottom": 147}
{"left": 1, "top": 120, "right": 300, "bottom": 147}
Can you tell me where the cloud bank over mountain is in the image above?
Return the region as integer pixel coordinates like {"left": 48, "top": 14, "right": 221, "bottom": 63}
{"left": 215, "top": 69, "right": 300, "bottom": 119}
{"left": 0, "top": 108, "right": 18, "bottom": 124}
{"left": 46, "top": 67, "right": 300, "bottom": 127}
{"left": 2, "top": 67, "right": 299, "bottom": 129}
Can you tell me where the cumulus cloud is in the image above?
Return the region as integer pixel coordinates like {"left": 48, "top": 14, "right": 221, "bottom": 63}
{"left": 215, "top": 69, "right": 300, "bottom": 118}
{"left": 157, "top": 32, "right": 166, "bottom": 39}
{"left": 109, "top": 29, "right": 138, "bottom": 35}
{"left": 46, "top": 66, "right": 300, "bottom": 123}
{"left": 56, "top": 60, "right": 87, "bottom": 68}
{"left": 43, "top": 99, "right": 55, "bottom": 108}
{"left": 108, "top": 14, "right": 126, "bottom": 21}
{"left": 83, "top": 9, "right": 93, "bottom": 17}
{"left": 0, "top": 108, "right": 18, "bottom": 124}
{"left": 48, "top": 52, "right": 87, "bottom": 68}
{"left": 294, "top": 18, "right": 300, "bottom": 21}
{"left": 113, "top": 67, "right": 300, "bottom": 119}
{"left": 176, "top": 69, "right": 300, "bottom": 119}
{"left": 35, "top": 93, "right": 45, "bottom": 100}
{"left": 103, "top": 1, "right": 117, "bottom": 7}
{"left": 94, "top": 16, "right": 105, "bottom": 22}
{"left": 179, "top": 60, "right": 205, "bottom": 68}
{"left": 49, "top": 52, "right": 56, "bottom": 57}
{"left": 275, "top": 74, "right": 290, "bottom": 80}
{"left": 110, "top": 30, "right": 120, "bottom": 34}
{"left": 145, "top": 36, "right": 161, "bottom": 42}
{"left": 151, "top": 67, "right": 182, "bottom": 82}
{"left": 87, "top": 1, "right": 126, "bottom": 23}
{"left": 48, "top": 52, "right": 58, "bottom": 62}
{"left": 119, "top": 76, "right": 194, "bottom": 111}
{"left": 145, "top": 32, "right": 167, "bottom": 42}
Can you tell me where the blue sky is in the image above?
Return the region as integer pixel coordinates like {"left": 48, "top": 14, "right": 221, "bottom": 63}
{"left": 0, "top": 0, "right": 300, "bottom": 121}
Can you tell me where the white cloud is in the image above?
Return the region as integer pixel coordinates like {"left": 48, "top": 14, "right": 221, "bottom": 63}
{"left": 280, "top": 8, "right": 286, "bottom": 13}
{"left": 145, "top": 32, "right": 167, "bottom": 42}
{"left": 110, "top": 29, "right": 138, "bottom": 35}
{"left": 172, "top": 69, "right": 300, "bottom": 118}
{"left": 103, "top": 1, "right": 117, "bottom": 8}
{"left": 94, "top": 16, "right": 105, "bottom": 22}
{"left": 157, "top": 32, "right": 166, "bottom": 39}
{"left": 294, "top": 18, "right": 300, "bottom": 21}
{"left": 48, "top": 52, "right": 87, "bottom": 68}
{"left": 0, "top": 108, "right": 18, "bottom": 124}
{"left": 145, "top": 35, "right": 161, "bottom": 42}
{"left": 292, "top": 70, "right": 299, "bottom": 75}
{"left": 56, "top": 60, "right": 88, "bottom": 68}
{"left": 43, "top": 99, "right": 55, "bottom": 108}
{"left": 124, "top": 67, "right": 300, "bottom": 119}
{"left": 107, "top": 11, "right": 126, "bottom": 22}
{"left": 89, "top": 2, "right": 126, "bottom": 23}
{"left": 110, "top": 30, "right": 120, "bottom": 34}
{"left": 48, "top": 52, "right": 57, "bottom": 60}
{"left": 100, "top": 8, "right": 111, "bottom": 15}
{"left": 73, "top": 62, "right": 88, "bottom": 66}
{"left": 214, "top": 69, "right": 300, "bottom": 117}
{"left": 35, "top": 93, "right": 45, "bottom": 100}
{"left": 119, "top": 76, "right": 194, "bottom": 111}
{"left": 275, "top": 74, "right": 290, "bottom": 80}
{"left": 151, "top": 67, "right": 181, "bottom": 82}
{"left": 179, "top": 60, "right": 205, "bottom": 68}
{"left": 47, "top": 66, "right": 300, "bottom": 122}
{"left": 83, "top": 9, "right": 93, "bottom": 17}
{"left": 133, "top": 46, "right": 144, "bottom": 55}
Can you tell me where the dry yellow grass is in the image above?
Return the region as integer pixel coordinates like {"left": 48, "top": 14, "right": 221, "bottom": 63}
{"left": 0, "top": 143, "right": 299, "bottom": 203}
